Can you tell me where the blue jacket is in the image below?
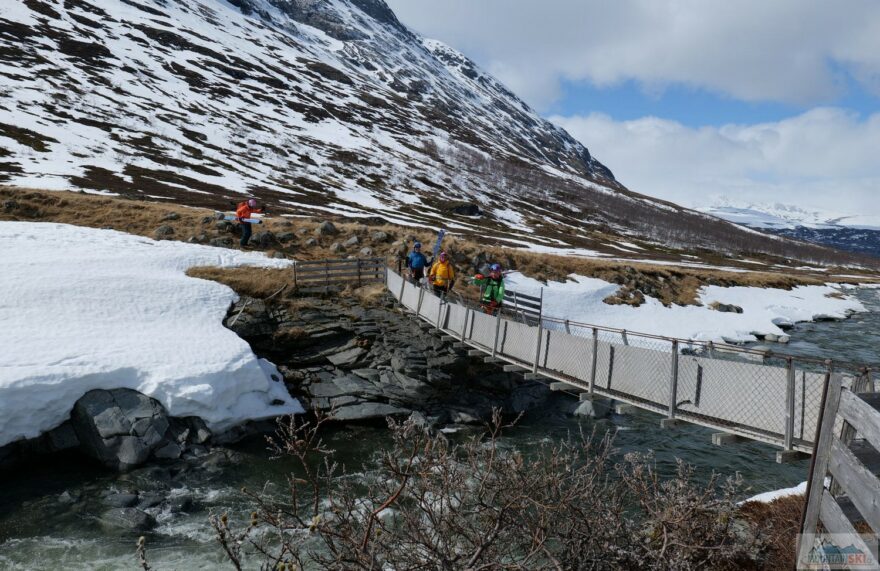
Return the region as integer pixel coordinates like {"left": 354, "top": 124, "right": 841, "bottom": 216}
{"left": 406, "top": 251, "right": 428, "bottom": 270}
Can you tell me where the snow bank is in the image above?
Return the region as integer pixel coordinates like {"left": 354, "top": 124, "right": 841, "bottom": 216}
{"left": 504, "top": 272, "right": 865, "bottom": 343}
{"left": 741, "top": 481, "right": 807, "bottom": 504}
{"left": 0, "top": 222, "right": 303, "bottom": 447}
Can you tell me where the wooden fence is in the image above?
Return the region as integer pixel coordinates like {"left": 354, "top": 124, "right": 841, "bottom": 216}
{"left": 293, "top": 257, "right": 385, "bottom": 292}
{"left": 798, "top": 374, "right": 880, "bottom": 568}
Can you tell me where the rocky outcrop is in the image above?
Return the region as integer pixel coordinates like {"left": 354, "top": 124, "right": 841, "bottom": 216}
{"left": 70, "top": 388, "right": 212, "bottom": 471}
{"left": 227, "top": 294, "right": 551, "bottom": 428}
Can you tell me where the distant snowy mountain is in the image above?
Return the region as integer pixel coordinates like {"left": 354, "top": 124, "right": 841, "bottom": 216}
{"left": 0, "top": 0, "right": 870, "bottom": 265}
{"left": 700, "top": 202, "right": 880, "bottom": 258}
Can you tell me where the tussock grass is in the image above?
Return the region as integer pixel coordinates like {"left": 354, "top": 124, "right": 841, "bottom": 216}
{"left": 739, "top": 495, "right": 805, "bottom": 570}
{"left": 3, "top": 186, "right": 876, "bottom": 307}
{"left": 186, "top": 266, "right": 291, "bottom": 299}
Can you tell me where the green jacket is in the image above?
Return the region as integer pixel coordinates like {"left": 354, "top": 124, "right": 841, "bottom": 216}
{"left": 472, "top": 275, "right": 504, "bottom": 303}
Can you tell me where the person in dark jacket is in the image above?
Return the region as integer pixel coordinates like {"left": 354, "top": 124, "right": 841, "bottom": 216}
{"left": 405, "top": 241, "right": 428, "bottom": 285}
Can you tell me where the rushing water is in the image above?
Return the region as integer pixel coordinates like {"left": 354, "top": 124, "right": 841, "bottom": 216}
{"left": 1, "top": 288, "right": 878, "bottom": 569}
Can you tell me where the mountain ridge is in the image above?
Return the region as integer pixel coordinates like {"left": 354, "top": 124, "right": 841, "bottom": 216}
{"left": 0, "top": 0, "right": 875, "bottom": 267}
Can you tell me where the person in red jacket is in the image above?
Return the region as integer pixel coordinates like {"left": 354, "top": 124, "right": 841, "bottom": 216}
{"left": 236, "top": 198, "right": 263, "bottom": 247}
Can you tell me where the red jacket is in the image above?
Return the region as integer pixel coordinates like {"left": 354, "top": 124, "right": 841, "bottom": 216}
{"left": 236, "top": 201, "right": 262, "bottom": 220}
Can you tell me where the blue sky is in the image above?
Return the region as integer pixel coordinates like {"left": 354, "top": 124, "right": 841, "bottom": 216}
{"left": 385, "top": 0, "right": 880, "bottom": 218}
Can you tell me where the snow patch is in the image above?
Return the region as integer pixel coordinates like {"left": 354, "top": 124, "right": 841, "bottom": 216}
{"left": 0, "top": 222, "right": 303, "bottom": 447}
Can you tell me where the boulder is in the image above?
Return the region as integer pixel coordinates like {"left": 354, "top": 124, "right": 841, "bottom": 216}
{"left": 370, "top": 230, "right": 389, "bottom": 242}
{"left": 153, "top": 225, "right": 174, "bottom": 238}
{"left": 201, "top": 216, "right": 214, "bottom": 225}
{"left": 161, "top": 212, "right": 181, "bottom": 221}
{"left": 277, "top": 232, "right": 296, "bottom": 243}
{"left": 210, "top": 237, "right": 233, "bottom": 248}
{"left": 215, "top": 220, "right": 234, "bottom": 232}
{"left": 70, "top": 389, "right": 201, "bottom": 471}
{"left": 315, "top": 221, "right": 338, "bottom": 236}
{"left": 359, "top": 247, "right": 374, "bottom": 257}
{"left": 329, "top": 242, "right": 345, "bottom": 253}
{"left": 99, "top": 507, "right": 156, "bottom": 533}
{"left": 103, "top": 492, "right": 139, "bottom": 508}
{"left": 305, "top": 238, "right": 318, "bottom": 247}
{"left": 252, "top": 231, "right": 277, "bottom": 248}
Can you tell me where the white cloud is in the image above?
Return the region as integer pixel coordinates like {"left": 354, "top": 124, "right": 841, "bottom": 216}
{"left": 549, "top": 108, "right": 880, "bottom": 216}
{"left": 386, "top": 0, "right": 880, "bottom": 109}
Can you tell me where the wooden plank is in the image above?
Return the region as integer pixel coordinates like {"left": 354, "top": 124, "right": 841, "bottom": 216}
{"left": 838, "top": 390, "right": 880, "bottom": 453}
{"left": 799, "top": 375, "right": 843, "bottom": 564}
{"left": 828, "top": 436, "right": 880, "bottom": 533}
{"left": 849, "top": 440, "right": 880, "bottom": 473}
{"left": 817, "top": 489, "right": 879, "bottom": 569}
{"left": 296, "top": 271, "right": 383, "bottom": 281}
{"left": 296, "top": 258, "right": 383, "bottom": 266}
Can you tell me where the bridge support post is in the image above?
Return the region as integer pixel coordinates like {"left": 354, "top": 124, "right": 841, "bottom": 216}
{"left": 436, "top": 297, "right": 443, "bottom": 330}
{"left": 665, "top": 339, "right": 680, "bottom": 425}
{"left": 397, "top": 272, "right": 405, "bottom": 301}
{"left": 532, "top": 289, "right": 544, "bottom": 374}
{"left": 461, "top": 308, "right": 469, "bottom": 342}
{"left": 589, "top": 327, "right": 598, "bottom": 397}
{"left": 416, "top": 286, "right": 425, "bottom": 316}
{"left": 492, "top": 308, "right": 502, "bottom": 357}
{"left": 784, "top": 357, "right": 796, "bottom": 451}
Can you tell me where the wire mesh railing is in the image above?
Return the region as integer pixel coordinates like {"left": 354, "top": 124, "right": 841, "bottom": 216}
{"left": 385, "top": 268, "right": 875, "bottom": 453}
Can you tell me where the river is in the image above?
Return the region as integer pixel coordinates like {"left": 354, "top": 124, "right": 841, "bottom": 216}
{"left": 1, "top": 287, "right": 878, "bottom": 569}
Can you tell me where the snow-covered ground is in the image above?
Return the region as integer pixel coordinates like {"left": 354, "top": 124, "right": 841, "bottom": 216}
{"left": 741, "top": 481, "right": 807, "bottom": 504}
{"left": 0, "top": 222, "right": 303, "bottom": 447}
{"left": 505, "top": 272, "right": 865, "bottom": 343}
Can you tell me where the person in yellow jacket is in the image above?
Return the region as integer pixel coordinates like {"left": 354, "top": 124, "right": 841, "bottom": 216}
{"left": 428, "top": 251, "right": 455, "bottom": 297}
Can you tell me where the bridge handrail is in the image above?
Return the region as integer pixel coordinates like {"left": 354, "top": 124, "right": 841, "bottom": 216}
{"left": 384, "top": 267, "right": 876, "bottom": 456}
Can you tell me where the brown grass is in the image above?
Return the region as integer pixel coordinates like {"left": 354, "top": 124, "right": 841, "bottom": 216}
{"left": 739, "top": 495, "right": 805, "bottom": 570}
{"left": 186, "top": 266, "right": 291, "bottom": 299}
{"left": 3, "top": 186, "right": 877, "bottom": 307}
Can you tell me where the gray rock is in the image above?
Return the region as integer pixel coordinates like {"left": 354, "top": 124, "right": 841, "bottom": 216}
{"left": 44, "top": 421, "right": 80, "bottom": 452}
{"left": 168, "top": 494, "right": 194, "bottom": 513}
{"left": 71, "top": 389, "right": 172, "bottom": 471}
{"left": 210, "top": 237, "right": 233, "bottom": 248}
{"left": 137, "top": 492, "right": 166, "bottom": 509}
{"left": 343, "top": 235, "right": 360, "bottom": 247}
{"left": 315, "top": 221, "right": 338, "bottom": 236}
{"left": 278, "top": 232, "right": 296, "bottom": 243}
{"left": 573, "top": 399, "right": 611, "bottom": 418}
{"left": 153, "top": 225, "right": 174, "bottom": 238}
{"left": 710, "top": 302, "right": 743, "bottom": 314}
{"left": 253, "top": 231, "right": 277, "bottom": 248}
{"left": 359, "top": 247, "right": 374, "bottom": 257}
{"left": 273, "top": 252, "right": 286, "bottom": 259}
{"left": 332, "top": 402, "right": 410, "bottom": 421}
{"left": 763, "top": 333, "right": 779, "bottom": 342}
{"left": 103, "top": 493, "right": 139, "bottom": 508}
{"left": 99, "top": 508, "right": 156, "bottom": 533}
{"left": 352, "top": 368, "right": 381, "bottom": 382}
{"left": 370, "top": 231, "right": 389, "bottom": 242}
{"left": 298, "top": 228, "right": 310, "bottom": 235}
{"left": 329, "top": 242, "right": 345, "bottom": 253}
{"left": 215, "top": 220, "right": 233, "bottom": 232}
{"left": 327, "top": 346, "right": 367, "bottom": 367}
{"left": 153, "top": 440, "right": 183, "bottom": 460}
{"left": 305, "top": 238, "right": 318, "bottom": 247}
{"left": 201, "top": 216, "right": 214, "bottom": 224}
{"left": 161, "top": 212, "right": 181, "bottom": 221}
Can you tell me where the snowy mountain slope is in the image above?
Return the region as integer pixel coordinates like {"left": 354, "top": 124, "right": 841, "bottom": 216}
{"left": 0, "top": 0, "right": 871, "bottom": 265}
{"left": 700, "top": 202, "right": 880, "bottom": 258}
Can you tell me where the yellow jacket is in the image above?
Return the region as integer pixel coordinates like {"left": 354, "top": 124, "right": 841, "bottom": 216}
{"left": 429, "top": 260, "right": 455, "bottom": 286}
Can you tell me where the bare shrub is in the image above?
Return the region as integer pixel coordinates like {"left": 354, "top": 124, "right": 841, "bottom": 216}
{"left": 209, "top": 411, "right": 765, "bottom": 570}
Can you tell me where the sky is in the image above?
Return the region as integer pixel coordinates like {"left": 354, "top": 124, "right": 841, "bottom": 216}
{"left": 384, "top": 0, "right": 880, "bottom": 218}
